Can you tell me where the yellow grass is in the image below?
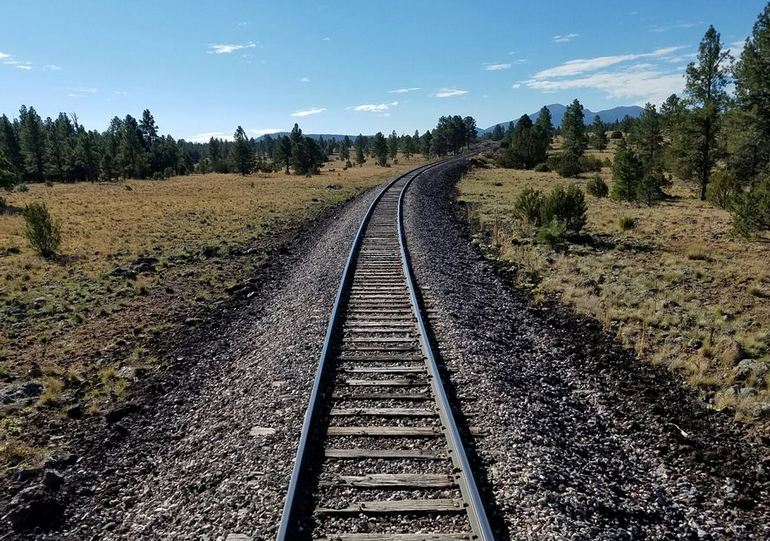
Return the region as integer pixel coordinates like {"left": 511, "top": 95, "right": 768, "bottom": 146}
{"left": 459, "top": 147, "right": 770, "bottom": 422}
{"left": 0, "top": 155, "right": 427, "bottom": 473}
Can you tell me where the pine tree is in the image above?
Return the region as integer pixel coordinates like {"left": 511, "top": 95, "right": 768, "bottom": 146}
{"left": 732, "top": 4, "right": 770, "bottom": 183}
{"left": 463, "top": 116, "right": 477, "bottom": 148}
{"left": 561, "top": 99, "right": 588, "bottom": 157}
{"left": 340, "top": 135, "right": 351, "bottom": 161}
{"left": 611, "top": 138, "right": 644, "bottom": 202}
{"left": 0, "top": 114, "right": 23, "bottom": 177}
{"left": 371, "top": 132, "right": 388, "bottom": 166}
{"left": 230, "top": 126, "right": 255, "bottom": 175}
{"left": 591, "top": 115, "right": 608, "bottom": 150}
{"left": 491, "top": 124, "right": 505, "bottom": 141}
{"left": 354, "top": 134, "right": 366, "bottom": 165}
{"left": 0, "top": 150, "right": 19, "bottom": 190}
{"left": 388, "top": 130, "right": 399, "bottom": 160}
{"left": 19, "top": 106, "right": 47, "bottom": 181}
{"left": 684, "top": 25, "right": 731, "bottom": 200}
{"left": 534, "top": 106, "right": 555, "bottom": 142}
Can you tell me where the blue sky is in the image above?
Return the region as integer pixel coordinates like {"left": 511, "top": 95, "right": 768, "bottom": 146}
{"left": 1, "top": 1, "right": 765, "bottom": 140}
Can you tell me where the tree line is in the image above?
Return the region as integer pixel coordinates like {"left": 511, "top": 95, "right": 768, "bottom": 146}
{"left": 496, "top": 4, "right": 770, "bottom": 236}
{"left": 1, "top": 110, "right": 479, "bottom": 186}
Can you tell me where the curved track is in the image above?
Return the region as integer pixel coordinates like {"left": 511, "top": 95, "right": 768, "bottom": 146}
{"left": 277, "top": 161, "right": 494, "bottom": 540}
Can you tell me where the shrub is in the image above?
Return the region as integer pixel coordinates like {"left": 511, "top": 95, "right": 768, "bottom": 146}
{"left": 619, "top": 216, "right": 636, "bottom": 230}
{"left": 533, "top": 162, "right": 549, "bottom": 172}
{"left": 513, "top": 187, "right": 545, "bottom": 227}
{"left": 706, "top": 169, "right": 741, "bottom": 209}
{"left": 542, "top": 184, "right": 587, "bottom": 233}
{"left": 732, "top": 176, "right": 770, "bottom": 237}
{"left": 536, "top": 219, "right": 568, "bottom": 248}
{"left": 22, "top": 202, "right": 62, "bottom": 258}
{"left": 151, "top": 172, "right": 164, "bottom": 181}
{"left": 586, "top": 176, "right": 609, "bottom": 198}
{"left": 163, "top": 166, "right": 175, "bottom": 179}
{"left": 16, "top": 183, "right": 29, "bottom": 193}
{"left": 548, "top": 153, "right": 582, "bottom": 178}
{"left": 610, "top": 131, "right": 623, "bottom": 139}
{"left": 579, "top": 155, "right": 603, "bottom": 173}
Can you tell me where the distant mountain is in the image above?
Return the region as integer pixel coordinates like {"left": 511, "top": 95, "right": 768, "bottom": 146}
{"left": 482, "top": 104, "right": 644, "bottom": 133}
{"left": 254, "top": 132, "right": 355, "bottom": 142}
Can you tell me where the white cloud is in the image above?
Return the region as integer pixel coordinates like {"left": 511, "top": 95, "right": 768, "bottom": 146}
{"left": 484, "top": 63, "right": 512, "bottom": 71}
{"left": 728, "top": 39, "right": 746, "bottom": 57}
{"left": 512, "top": 83, "right": 522, "bottom": 89}
{"left": 434, "top": 88, "right": 468, "bottom": 98}
{"left": 322, "top": 37, "right": 331, "bottom": 41}
{"left": 350, "top": 101, "right": 399, "bottom": 112}
{"left": 15, "top": 65, "right": 32, "bottom": 70}
{"left": 525, "top": 64, "right": 685, "bottom": 105}
{"left": 188, "top": 131, "right": 232, "bottom": 143}
{"left": 0, "top": 52, "right": 10, "bottom": 59}
{"left": 291, "top": 107, "right": 326, "bottom": 117}
{"left": 299, "top": 76, "right": 310, "bottom": 82}
{"left": 249, "top": 128, "right": 281, "bottom": 136}
{"left": 649, "top": 21, "right": 700, "bottom": 33}
{"left": 208, "top": 42, "right": 257, "bottom": 54}
{"left": 388, "top": 87, "right": 421, "bottom": 94}
{"left": 45, "top": 64, "right": 62, "bottom": 71}
{"left": 553, "top": 33, "right": 579, "bottom": 43}
{"left": 532, "top": 46, "right": 685, "bottom": 79}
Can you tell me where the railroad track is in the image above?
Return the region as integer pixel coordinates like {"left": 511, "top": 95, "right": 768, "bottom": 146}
{"left": 277, "top": 160, "right": 493, "bottom": 540}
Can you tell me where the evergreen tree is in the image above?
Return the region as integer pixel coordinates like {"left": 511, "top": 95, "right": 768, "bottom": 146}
{"left": 0, "top": 150, "right": 19, "bottom": 190}
{"left": 420, "top": 130, "right": 433, "bottom": 158}
{"left": 0, "top": 114, "right": 23, "bottom": 177}
{"left": 684, "top": 25, "right": 731, "bottom": 200}
{"left": 611, "top": 138, "right": 644, "bottom": 202}
{"left": 388, "top": 130, "right": 399, "bottom": 160}
{"left": 463, "top": 116, "right": 477, "bottom": 148}
{"left": 19, "top": 106, "right": 47, "bottom": 181}
{"left": 561, "top": 99, "right": 588, "bottom": 157}
{"left": 371, "top": 132, "right": 388, "bottom": 166}
{"left": 732, "top": 4, "right": 770, "bottom": 183}
{"left": 591, "top": 115, "right": 608, "bottom": 150}
{"left": 274, "top": 136, "right": 292, "bottom": 173}
{"left": 660, "top": 94, "right": 696, "bottom": 180}
{"left": 498, "top": 114, "right": 549, "bottom": 169}
{"left": 491, "top": 124, "right": 505, "bottom": 141}
{"left": 230, "top": 126, "right": 255, "bottom": 175}
{"left": 629, "top": 104, "right": 668, "bottom": 204}
{"left": 354, "top": 134, "right": 366, "bottom": 165}
{"left": 340, "top": 135, "right": 351, "bottom": 161}
{"left": 534, "top": 106, "right": 555, "bottom": 142}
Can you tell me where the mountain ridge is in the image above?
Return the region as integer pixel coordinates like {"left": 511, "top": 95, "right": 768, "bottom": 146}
{"left": 482, "top": 104, "right": 644, "bottom": 133}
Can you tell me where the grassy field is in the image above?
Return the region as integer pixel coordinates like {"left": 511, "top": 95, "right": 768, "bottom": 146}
{"left": 459, "top": 145, "right": 770, "bottom": 422}
{"left": 0, "top": 155, "right": 426, "bottom": 474}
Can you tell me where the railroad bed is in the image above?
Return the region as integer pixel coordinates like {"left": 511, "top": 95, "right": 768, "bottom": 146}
{"left": 277, "top": 161, "right": 493, "bottom": 540}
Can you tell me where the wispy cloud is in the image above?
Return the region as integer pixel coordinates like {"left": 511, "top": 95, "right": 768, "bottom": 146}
{"left": 45, "top": 64, "right": 62, "bottom": 71}
{"left": 728, "top": 39, "right": 746, "bottom": 57}
{"left": 0, "top": 52, "right": 10, "bottom": 59}
{"left": 526, "top": 65, "right": 685, "bottom": 105}
{"left": 15, "top": 64, "right": 32, "bottom": 70}
{"left": 299, "top": 76, "right": 310, "bottom": 82}
{"left": 388, "top": 87, "right": 421, "bottom": 94}
{"left": 322, "top": 36, "right": 331, "bottom": 41}
{"left": 249, "top": 128, "right": 281, "bottom": 136}
{"left": 291, "top": 107, "right": 326, "bottom": 117}
{"left": 512, "top": 83, "right": 522, "bottom": 89}
{"left": 434, "top": 88, "right": 468, "bottom": 98}
{"left": 649, "top": 21, "right": 700, "bottom": 33}
{"left": 553, "top": 33, "right": 579, "bottom": 43}
{"left": 208, "top": 41, "right": 257, "bottom": 54}
{"left": 484, "top": 63, "right": 511, "bottom": 71}
{"left": 532, "top": 46, "right": 685, "bottom": 79}
{"left": 350, "top": 101, "right": 399, "bottom": 112}
{"left": 188, "top": 131, "right": 232, "bottom": 143}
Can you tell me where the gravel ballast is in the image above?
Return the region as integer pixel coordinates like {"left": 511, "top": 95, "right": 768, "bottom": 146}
{"left": 403, "top": 160, "right": 769, "bottom": 539}
{"left": 8, "top": 183, "right": 384, "bottom": 540}
{"left": 6, "top": 161, "right": 769, "bottom": 540}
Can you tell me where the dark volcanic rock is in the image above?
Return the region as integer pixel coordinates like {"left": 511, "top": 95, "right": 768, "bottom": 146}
{"left": 6, "top": 485, "right": 64, "bottom": 531}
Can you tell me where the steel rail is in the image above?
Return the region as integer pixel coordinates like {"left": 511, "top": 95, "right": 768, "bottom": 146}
{"left": 276, "top": 162, "right": 435, "bottom": 539}
{"left": 398, "top": 158, "right": 495, "bottom": 540}
{"left": 276, "top": 157, "right": 493, "bottom": 540}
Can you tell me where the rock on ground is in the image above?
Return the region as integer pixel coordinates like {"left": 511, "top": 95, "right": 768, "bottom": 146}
{"left": 403, "top": 160, "right": 770, "bottom": 539}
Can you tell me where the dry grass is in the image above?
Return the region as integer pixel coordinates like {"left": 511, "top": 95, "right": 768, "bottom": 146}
{"left": 459, "top": 145, "right": 770, "bottom": 422}
{"left": 0, "top": 155, "right": 426, "bottom": 473}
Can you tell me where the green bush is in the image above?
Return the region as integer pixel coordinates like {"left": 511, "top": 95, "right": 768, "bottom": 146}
{"left": 533, "top": 162, "right": 549, "bottom": 172}
{"left": 579, "top": 155, "right": 603, "bottom": 173}
{"left": 619, "top": 215, "right": 636, "bottom": 230}
{"left": 586, "top": 176, "right": 609, "bottom": 197}
{"left": 16, "top": 183, "right": 29, "bottom": 193}
{"left": 550, "top": 152, "right": 582, "bottom": 178}
{"left": 706, "top": 169, "right": 741, "bottom": 209}
{"left": 22, "top": 202, "right": 62, "bottom": 258}
{"left": 163, "top": 167, "right": 174, "bottom": 179}
{"left": 513, "top": 187, "right": 546, "bottom": 227}
{"left": 732, "top": 176, "right": 770, "bottom": 237}
{"left": 542, "top": 184, "right": 587, "bottom": 233}
{"left": 536, "top": 219, "right": 568, "bottom": 248}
